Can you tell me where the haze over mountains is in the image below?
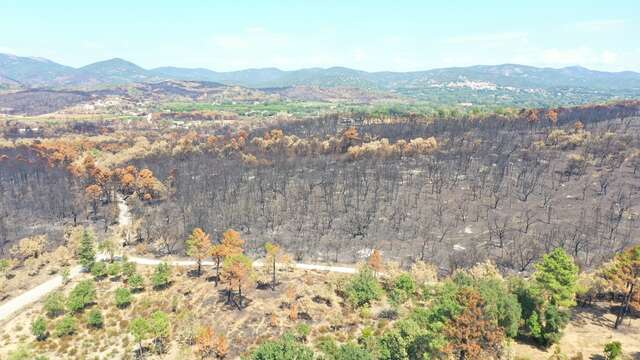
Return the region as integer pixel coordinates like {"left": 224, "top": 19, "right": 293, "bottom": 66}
{"left": 2, "top": 52, "right": 640, "bottom": 91}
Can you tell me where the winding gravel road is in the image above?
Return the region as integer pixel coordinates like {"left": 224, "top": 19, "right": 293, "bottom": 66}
{"left": 0, "top": 256, "right": 355, "bottom": 322}
{"left": 0, "top": 265, "right": 82, "bottom": 323}
{"left": 0, "top": 196, "right": 355, "bottom": 323}
{"left": 126, "top": 256, "right": 357, "bottom": 274}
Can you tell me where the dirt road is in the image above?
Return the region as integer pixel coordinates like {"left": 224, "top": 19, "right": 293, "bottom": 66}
{"left": 0, "top": 196, "right": 357, "bottom": 322}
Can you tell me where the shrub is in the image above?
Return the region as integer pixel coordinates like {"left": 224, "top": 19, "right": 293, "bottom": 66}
{"left": 345, "top": 267, "right": 383, "bottom": 308}
{"left": 541, "top": 305, "right": 570, "bottom": 345}
{"left": 512, "top": 269, "right": 570, "bottom": 346}
{"left": 334, "top": 343, "right": 373, "bottom": 360}
{"left": 548, "top": 345, "right": 568, "bottom": 360}
{"left": 54, "top": 315, "right": 77, "bottom": 337}
{"left": 61, "top": 266, "right": 71, "bottom": 284}
{"left": 295, "top": 323, "right": 311, "bottom": 342}
{"left": 90, "top": 262, "right": 107, "bottom": 278}
{"left": 149, "top": 310, "right": 171, "bottom": 354}
{"left": 318, "top": 338, "right": 372, "bottom": 360}
{"left": 246, "top": 332, "right": 314, "bottom": 360}
{"left": 403, "top": 281, "right": 465, "bottom": 358}
{"left": 389, "top": 273, "right": 416, "bottom": 305}
{"left": 476, "top": 278, "right": 521, "bottom": 338}
{"left": 359, "top": 306, "right": 373, "bottom": 319}
{"left": 604, "top": 341, "right": 622, "bottom": 360}
{"left": 122, "top": 261, "right": 136, "bottom": 278}
{"left": 317, "top": 337, "right": 339, "bottom": 357}
{"left": 31, "top": 316, "right": 48, "bottom": 340}
{"left": 130, "top": 317, "right": 151, "bottom": 356}
{"left": 151, "top": 262, "right": 172, "bottom": 289}
{"left": 107, "top": 262, "right": 122, "bottom": 277}
{"left": 0, "top": 258, "right": 10, "bottom": 273}
{"left": 128, "top": 272, "right": 145, "bottom": 291}
{"left": 357, "top": 327, "right": 377, "bottom": 353}
{"left": 524, "top": 303, "right": 569, "bottom": 346}
{"left": 87, "top": 308, "right": 104, "bottom": 328}
{"left": 378, "top": 329, "right": 409, "bottom": 360}
{"left": 67, "top": 280, "right": 96, "bottom": 312}
{"left": 115, "top": 287, "right": 133, "bottom": 308}
{"left": 394, "top": 273, "right": 416, "bottom": 293}
{"left": 7, "top": 344, "right": 31, "bottom": 360}
{"left": 44, "top": 291, "right": 65, "bottom": 317}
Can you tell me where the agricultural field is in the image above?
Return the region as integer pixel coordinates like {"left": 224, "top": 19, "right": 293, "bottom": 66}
{"left": 159, "top": 100, "right": 343, "bottom": 117}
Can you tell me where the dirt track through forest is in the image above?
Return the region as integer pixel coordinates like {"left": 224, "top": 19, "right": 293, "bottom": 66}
{"left": 0, "top": 196, "right": 356, "bottom": 323}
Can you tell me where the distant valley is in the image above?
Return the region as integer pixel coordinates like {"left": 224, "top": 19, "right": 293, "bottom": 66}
{"left": 2, "top": 53, "right": 640, "bottom": 108}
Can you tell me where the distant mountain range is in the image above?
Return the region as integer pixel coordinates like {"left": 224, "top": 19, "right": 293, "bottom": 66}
{"left": 2, "top": 52, "right": 640, "bottom": 91}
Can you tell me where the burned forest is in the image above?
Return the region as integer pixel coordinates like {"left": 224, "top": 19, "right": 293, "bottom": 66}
{"left": 2, "top": 102, "right": 639, "bottom": 275}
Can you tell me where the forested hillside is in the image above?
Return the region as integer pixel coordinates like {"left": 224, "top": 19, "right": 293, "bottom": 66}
{"left": 1, "top": 101, "right": 639, "bottom": 359}
{"left": 3, "top": 53, "right": 640, "bottom": 107}
{"left": 2, "top": 102, "right": 639, "bottom": 271}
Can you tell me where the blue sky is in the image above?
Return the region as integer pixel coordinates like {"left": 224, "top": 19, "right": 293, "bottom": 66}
{"left": 1, "top": 0, "right": 639, "bottom": 72}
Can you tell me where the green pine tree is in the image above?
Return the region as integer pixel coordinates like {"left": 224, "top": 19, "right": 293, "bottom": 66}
{"left": 534, "top": 248, "right": 579, "bottom": 307}
{"left": 78, "top": 229, "right": 96, "bottom": 269}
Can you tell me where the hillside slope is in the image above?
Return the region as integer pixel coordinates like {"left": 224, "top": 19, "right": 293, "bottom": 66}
{"left": 2, "top": 53, "right": 639, "bottom": 92}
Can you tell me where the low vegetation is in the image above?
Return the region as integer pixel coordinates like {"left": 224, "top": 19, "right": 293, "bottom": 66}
{"left": 1, "top": 229, "right": 638, "bottom": 359}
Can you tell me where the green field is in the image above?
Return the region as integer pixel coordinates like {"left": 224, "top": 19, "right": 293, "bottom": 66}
{"left": 161, "top": 101, "right": 349, "bottom": 116}
{"left": 159, "top": 99, "right": 519, "bottom": 119}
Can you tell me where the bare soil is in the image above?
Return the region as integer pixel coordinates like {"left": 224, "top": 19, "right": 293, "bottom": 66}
{"left": 512, "top": 302, "right": 640, "bottom": 359}
{"left": 3, "top": 262, "right": 640, "bottom": 360}
{"left": 0, "top": 263, "right": 367, "bottom": 359}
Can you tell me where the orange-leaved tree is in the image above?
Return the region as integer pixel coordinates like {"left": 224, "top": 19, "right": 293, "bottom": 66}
{"left": 137, "top": 168, "right": 160, "bottom": 200}
{"left": 195, "top": 326, "right": 216, "bottom": 358}
{"left": 547, "top": 109, "right": 559, "bottom": 127}
{"left": 368, "top": 249, "right": 384, "bottom": 276}
{"left": 603, "top": 245, "right": 640, "bottom": 328}
{"left": 186, "top": 228, "right": 212, "bottom": 276}
{"left": 85, "top": 184, "right": 102, "bottom": 215}
{"left": 120, "top": 172, "right": 135, "bottom": 194}
{"left": 220, "top": 254, "right": 253, "bottom": 310}
{"left": 445, "top": 289, "right": 504, "bottom": 360}
{"left": 216, "top": 334, "right": 229, "bottom": 358}
{"left": 210, "top": 229, "right": 244, "bottom": 286}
